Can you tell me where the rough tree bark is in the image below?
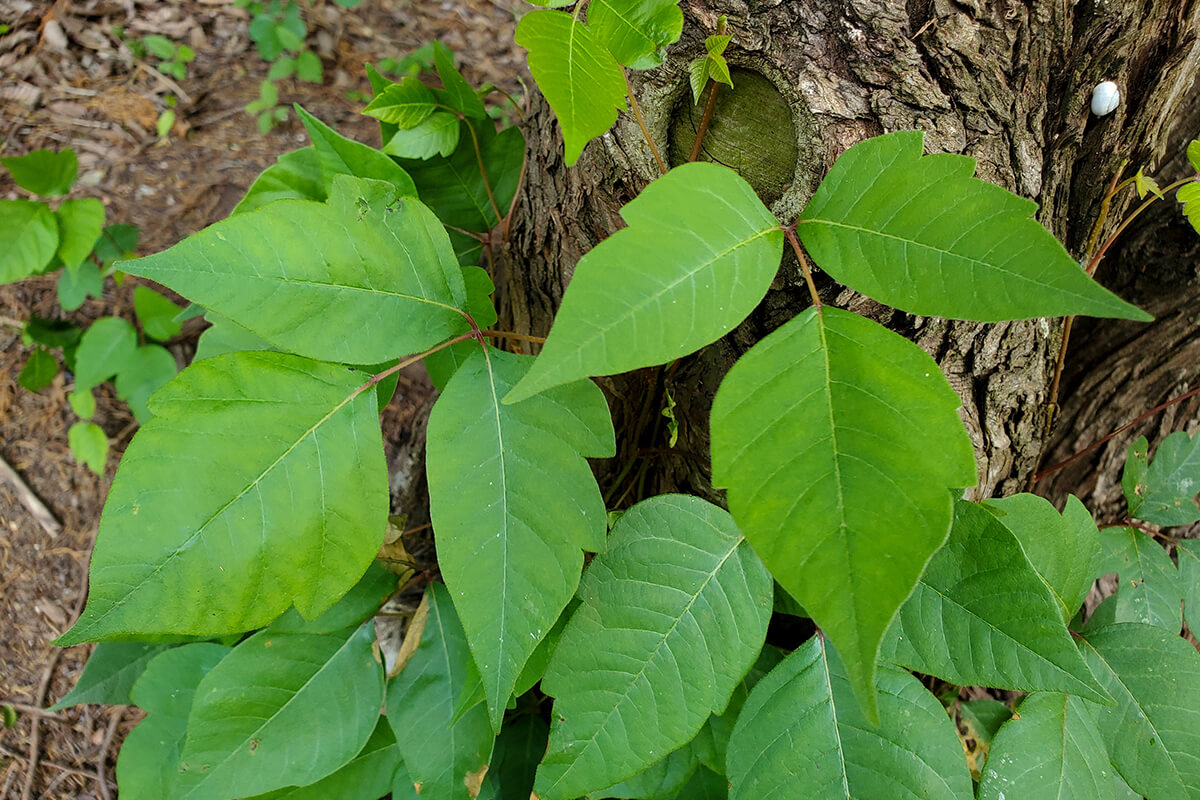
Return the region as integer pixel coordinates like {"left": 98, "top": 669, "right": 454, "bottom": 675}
{"left": 494, "top": 0, "right": 1200, "bottom": 509}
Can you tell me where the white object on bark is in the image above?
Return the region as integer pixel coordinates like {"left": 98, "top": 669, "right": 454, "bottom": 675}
{"left": 1091, "top": 81, "right": 1120, "bottom": 116}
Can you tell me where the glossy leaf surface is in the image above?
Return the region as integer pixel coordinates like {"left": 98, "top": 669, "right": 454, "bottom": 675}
{"left": 59, "top": 352, "right": 386, "bottom": 643}
{"left": 1126, "top": 430, "right": 1200, "bottom": 526}
{"left": 711, "top": 306, "right": 976, "bottom": 716}
{"left": 245, "top": 718, "right": 399, "bottom": 800}
{"left": 174, "top": 623, "right": 383, "bottom": 800}
{"left": 590, "top": 0, "right": 684, "bottom": 69}
{"left": 116, "top": 644, "right": 230, "bottom": 800}
{"left": 797, "top": 131, "right": 1149, "bottom": 321}
{"left": 535, "top": 495, "right": 772, "bottom": 799}
{"left": 1077, "top": 623, "right": 1200, "bottom": 799}
{"left": 231, "top": 146, "right": 326, "bottom": 215}
{"left": 295, "top": 105, "right": 418, "bottom": 197}
{"left": 1097, "top": 527, "right": 1183, "bottom": 631}
{"left": 50, "top": 642, "right": 170, "bottom": 710}
{"left": 386, "top": 584, "right": 495, "bottom": 800}
{"left": 428, "top": 347, "right": 614, "bottom": 727}
{"left": 507, "top": 163, "right": 783, "bottom": 403}
{"left": 361, "top": 77, "right": 436, "bottom": 126}
{"left": 985, "top": 493, "right": 1100, "bottom": 620}
{"left": 726, "top": 636, "right": 971, "bottom": 800}
{"left": 121, "top": 176, "right": 468, "bottom": 365}
{"left": 515, "top": 10, "right": 626, "bottom": 166}
{"left": 881, "top": 500, "right": 1108, "bottom": 702}
{"left": 978, "top": 693, "right": 1132, "bottom": 800}
{"left": 134, "top": 286, "right": 185, "bottom": 341}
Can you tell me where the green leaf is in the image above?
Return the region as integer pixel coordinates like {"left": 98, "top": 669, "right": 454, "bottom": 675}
{"left": 534, "top": 495, "right": 772, "bottom": 799}
{"left": 1122, "top": 435, "right": 1150, "bottom": 512}
{"left": 428, "top": 347, "right": 614, "bottom": 728}
{"left": 665, "top": 766, "right": 727, "bottom": 800}
{"left": 432, "top": 41, "right": 487, "bottom": 120}
{"left": 295, "top": 49, "right": 322, "bottom": 83}
{"left": 295, "top": 105, "right": 418, "bottom": 198}
{"left": 174, "top": 623, "right": 383, "bottom": 800}
{"left": 266, "top": 562, "right": 396, "bottom": 635}
{"left": 1097, "top": 527, "right": 1183, "bottom": 631}
{"left": 243, "top": 717, "right": 399, "bottom": 800}
{"left": 18, "top": 348, "right": 57, "bottom": 392}
{"left": 506, "top": 163, "right": 783, "bottom": 403}
{"left": 134, "top": 286, "right": 184, "bottom": 341}
{"left": 114, "top": 343, "right": 178, "bottom": 423}
{"left": 596, "top": 744, "right": 699, "bottom": 799}
{"left": 382, "top": 111, "right": 461, "bottom": 159}
{"left": 69, "top": 422, "right": 108, "bottom": 474}
{"left": 985, "top": 493, "right": 1101, "bottom": 620}
{"left": 68, "top": 388, "right": 95, "bottom": 419}
{"left": 1077, "top": 622, "right": 1200, "bottom": 799}
{"left": 23, "top": 316, "right": 82, "bottom": 349}
{"left": 690, "top": 644, "right": 785, "bottom": 776}
{"left": 275, "top": 21, "right": 305, "bottom": 52}
{"left": 1179, "top": 540, "right": 1200, "bottom": 634}
{"left": 979, "top": 693, "right": 1132, "bottom": 800}
{"left": 479, "top": 714, "right": 548, "bottom": 800}
{"left": 143, "top": 34, "right": 177, "bottom": 60}
{"left": 1127, "top": 430, "right": 1200, "bottom": 526}
{"left": 726, "top": 636, "right": 972, "bottom": 800}
{"left": 1189, "top": 138, "right": 1200, "bottom": 173}
{"left": 1177, "top": 181, "right": 1200, "bottom": 233}
{"left": 232, "top": 146, "right": 326, "bottom": 215}
{"left": 116, "top": 644, "right": 231, "bottom": 800}
{"left": 55, "top": 197, "right": 105, "bottom": 271}
{"left": 93, "top": 223, "right": 139, "bottom": 268}
{"left": 1, "top": 148, "right": 77, "bottom": 195}
{"left": 0, "top": 199, "right": 58, "bottom": 282}
{"left": 266, "top": 55, "right": 295, "bottom": 80}
{"left": 49, "top": 642, "right": 171, "bottom": 710}
{"left": 57, "top": 351, "right": 387, "bottom": 643}
{"left": 687, "top": 56, "right": 709, "bottom": 104}
{"left": 589, "top": 0, "right": 683, "bottom": 70}
{"left": 194, "top": 313, "right": 277, "bottom": 361}
{"left": 73, "top": 316, "right": 138, "bottom": 392}
{"left": 710, "top": 306, "right": 976, "bottom": 718}
{"left": 959, "top": 699, "right": 1012, "bottom": 748}
{"left": 796, "top": 131, "right": 1150, "bottom": 322}
{"left": 121, "top": 176, "right": 468, "bottom": 365}
{"left": 880, "top": 500, "right": 1110, "bottom": 703}
{"left": 1134, "top": 168, "right": 1164, "bottom": 200}
{"left": 395, "top": 120, "right": 524, "bottom": 233}
{"left": 515, "top": 10, "right": 626, "bottom": 166}
{"left": 387, "top": 584, "right": 495, "bottom": 800}
{"left": 362, "top": 77, "right": 436, "bottom": 127}
{"left": 57, "top": 261, "right": 104, "bottom": 311}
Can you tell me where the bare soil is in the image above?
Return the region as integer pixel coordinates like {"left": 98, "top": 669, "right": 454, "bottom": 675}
{"left": 0, "top": 1, "right": 521, "bottom": 796}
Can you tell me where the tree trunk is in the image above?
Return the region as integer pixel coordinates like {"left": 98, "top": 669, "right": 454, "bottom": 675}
{"left": 495, "top": 0, "right": 1200, "bottom": 508}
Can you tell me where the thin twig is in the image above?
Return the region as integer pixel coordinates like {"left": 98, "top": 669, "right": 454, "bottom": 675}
{"left": 95, "top": 708, "right": 123, "bottom": 800}
{"left": 481, "top": 329, "right": 546, "bottom": 345}
{"left": 0, "top": 453, "right": 61, "bottom": 538}
{"left": 20, "top": 649, "right": 62, "bottom": 800}
{"left": 624, "top": 71, "right": 666, "bottom": 175}
{"left": 688, "top": 80, "right": 721, "bottom": 163}
{"left": 0, "top": 703, "right": 64, "bottom": 721}
{"left": 1033, "top": 383, "right": 1200, "bottom": 483}
{"left": 462, "top": 116, "right": 503, "bottom": 228}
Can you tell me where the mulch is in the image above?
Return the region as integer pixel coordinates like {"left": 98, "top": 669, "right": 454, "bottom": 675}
{"left": 0, "top": 1, "right": 522, "bottom": 796}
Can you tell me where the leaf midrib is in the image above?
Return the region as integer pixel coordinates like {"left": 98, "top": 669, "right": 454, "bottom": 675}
{"left": 545, "top": 534, "right": 744, "bottom": 794}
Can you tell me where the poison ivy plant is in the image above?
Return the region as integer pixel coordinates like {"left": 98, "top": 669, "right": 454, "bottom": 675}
{"left": 45, "top": 32, "right": 1200, "bottom": 800}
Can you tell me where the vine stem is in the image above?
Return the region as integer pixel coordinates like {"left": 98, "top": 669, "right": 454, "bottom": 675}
{"left": 784, "top": 226, "right": 822, "bottom": 310}
{"left": 688, "top": 80, "right": 721, "bottom": 163}
{"left": 1033, "top": 169, "right": 1195, "bottom": 491}
{"left": 460, "top": 113, "right": 503, "bottom": 228}
{"left": 1032, "top": 383, "right": 1200, "bottom": 484}
{"left": 356, "top": 327, "right": 545, "bottom": 397}
{"left": 624, "top": 70, "right": 667, "bottom": 175}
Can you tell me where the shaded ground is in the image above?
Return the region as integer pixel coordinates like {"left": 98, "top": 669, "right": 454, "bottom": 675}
{"left": 0, "top": 1, "right": 521, "bottom": 796}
